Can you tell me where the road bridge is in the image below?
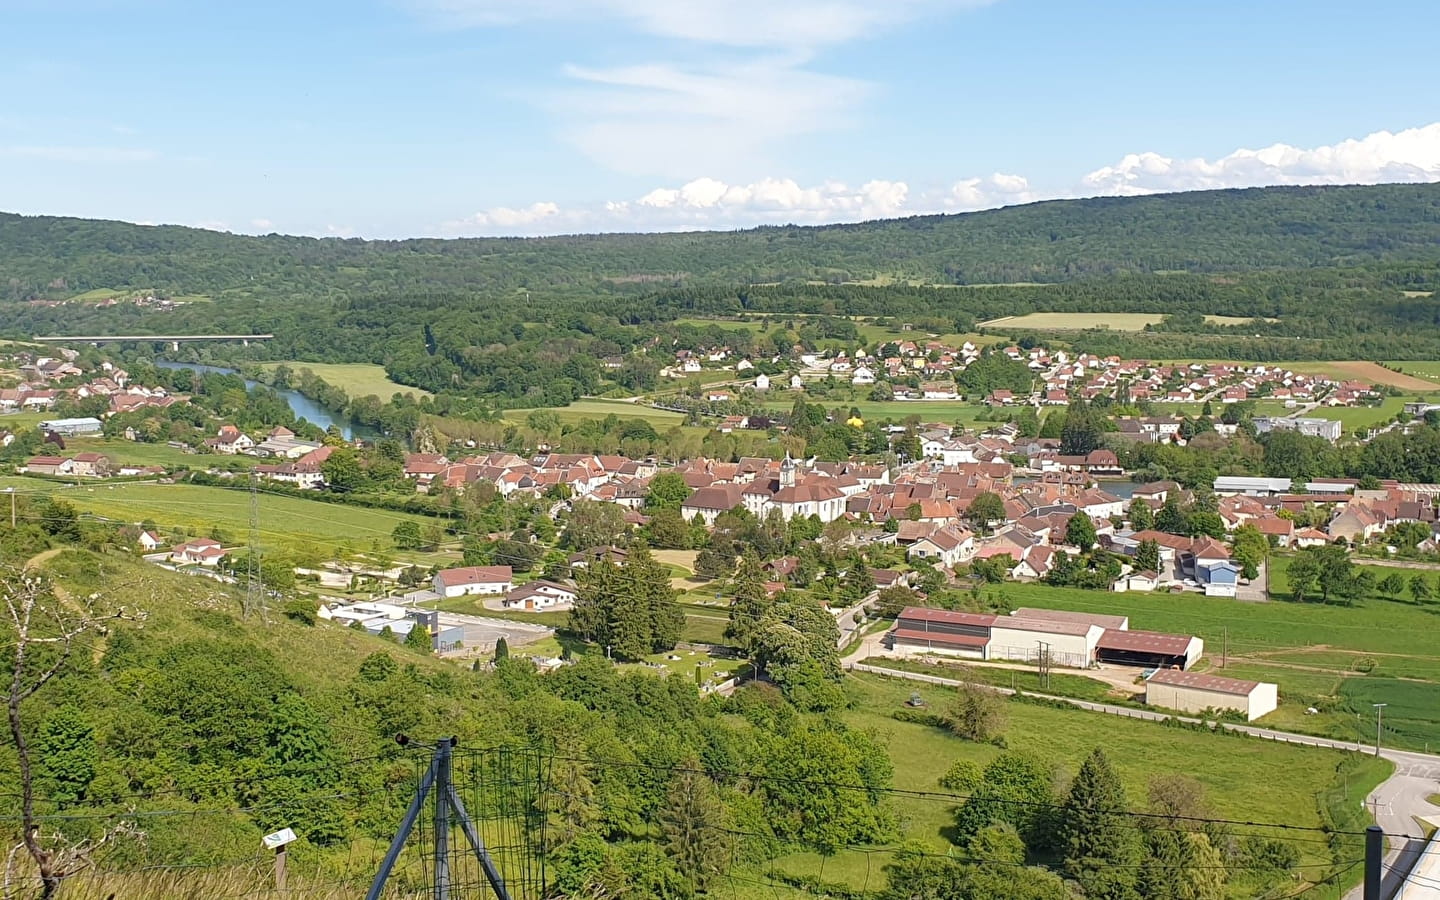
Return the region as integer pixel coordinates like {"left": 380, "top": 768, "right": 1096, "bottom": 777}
{"left": 33, "top": 334, "right": 273, "bottom": 350}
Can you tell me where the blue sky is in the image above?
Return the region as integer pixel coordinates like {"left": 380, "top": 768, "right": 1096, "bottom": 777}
{"left": 2, "top": 0, "right": 1438, "bottom": 237}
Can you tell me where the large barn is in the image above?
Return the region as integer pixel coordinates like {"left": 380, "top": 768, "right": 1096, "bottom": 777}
{"left": 1096, "top": 629, "right": 1203, "bottom": 670}
{"left": 891, "top": 607, "right": 1201, "bottom": 670}
{"left": 1144, "top": 669, "right": 1277, "bottom": 721}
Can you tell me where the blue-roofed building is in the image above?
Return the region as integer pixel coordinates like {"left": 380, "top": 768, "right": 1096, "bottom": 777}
{"left": 1196, "top": 560, "right": 1239, "bottom": 598}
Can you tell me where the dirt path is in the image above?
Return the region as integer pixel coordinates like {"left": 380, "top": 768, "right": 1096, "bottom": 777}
{"left": 24, "top": 547, "right": 109, "bottom": 663}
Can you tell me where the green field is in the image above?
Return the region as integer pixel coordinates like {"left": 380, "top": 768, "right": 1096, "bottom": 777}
{"left": 1302, "top": 396, "right": 1413, "bottom": 431}
{"left": 761, "top": 672, "right": 1389, "bottom": 898}
{"left": 761, "top": 396, "right": 990, "bottom": 424}
{"left": 262, "top": 361, "right": 431, "bottom": 399}
{"left": 0, "top": 477, "right": 436, "bottom": 556}
{"left": 979, "top": 312, "right": 1165, "bottom": 331}
{"left": 859, "top": 656, "right": 1121, "bottom": 701}
{"left": 59, "top": 437, "right": 252, "bottom": 471}
{"left": 512, "top": 398, "right": 687, "bottom": 426}
{"left": 996, "top": 570, "right": 1440, "bottom": 748}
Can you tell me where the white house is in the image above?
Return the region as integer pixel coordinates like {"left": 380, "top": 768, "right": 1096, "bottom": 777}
{"left": 851, "top": 366, "right": 876, "bottom": 385}
{"left": 502, "top": 580, "right": 578, "bottom": 610}
{"left": 921, "top": 382, "right": 959, "bottom": 400}
{"left": 754, "top": 373, "right": 771, "bottom": 391}
{"left": 171, "top": 538, "right": 227, "bottom": 567}
{"left": 432, "top": 565, "right": 514, "bottom": 597}
{"left": 907, "top": 526, "right": 975, "bottom": 567}
{"left": 138, "top": 530, "right": 164, "bottom": 552}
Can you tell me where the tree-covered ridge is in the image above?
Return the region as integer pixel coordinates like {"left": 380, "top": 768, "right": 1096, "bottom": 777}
{"left": 4, "top": 182, "right": 1440, "bottom": 298}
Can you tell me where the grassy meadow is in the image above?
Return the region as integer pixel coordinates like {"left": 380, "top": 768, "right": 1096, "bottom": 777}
{"left": 988, "top": 568, "right": 1440, "bottom": 749}
{"left": 523, "top": 398, "right": 687, "bottom": 426}
{"left": 0, "top": 477, "right": 436, "bottom": 557}
{"left": 261, "top": 361, "right": 431, "bottom": 399}
{"left": 760, "top": 672, "right": 1389, "bottom": 899}
{"left": 978, "top": 312, "right": 1166, "bottom": 331}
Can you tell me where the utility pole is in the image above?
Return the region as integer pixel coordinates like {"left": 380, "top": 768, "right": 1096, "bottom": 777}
{"left": 1037, "top": 641, "right": 1051, "bottom": 690}
{"left": 1373, "top": 703, "right": 1387, "bottom": 757}
{"left": 1221, "top": 627, "right": 1227, "bottom": 669}
{"left": 8, "top": 488, "right": 14, "bottom": 528}
{"left": 1363, "top": 824, "right": 1383, "bottom": 900}
{"left": 244, "top": 472, "right": 265, "bottom": 620}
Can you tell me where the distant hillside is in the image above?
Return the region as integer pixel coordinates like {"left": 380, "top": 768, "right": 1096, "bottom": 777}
{"left": 3, "top": 182, "right": 1440, "bottom": 301}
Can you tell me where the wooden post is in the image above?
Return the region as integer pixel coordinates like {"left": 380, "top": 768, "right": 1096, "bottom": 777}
{"left": 274, "top": 844, "right": 287, "bottom": 895}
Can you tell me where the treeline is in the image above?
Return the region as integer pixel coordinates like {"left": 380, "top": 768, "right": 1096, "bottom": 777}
{"left": 5, "top": 183, "right": 1440, "bottom": 300}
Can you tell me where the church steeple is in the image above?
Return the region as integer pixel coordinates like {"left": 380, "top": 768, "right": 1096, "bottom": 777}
{"left": 780, "top": 452, "right": 796, "bottom": 488}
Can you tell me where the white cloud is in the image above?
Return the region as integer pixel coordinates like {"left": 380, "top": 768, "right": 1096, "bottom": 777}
{"left": 1081, "top": 122, "right": 1440, "bottom": 196}
{"left": 944, "top": 173, "right": 1040, "bottom": 210}
{"left": 441, "top": 201, "right": 566, "bottom": 233}
{"left": 250, "top": 218, "right": 275, "bottom": 231}
{"left": 408, "top": 1, "right": 991, "bottom": 179}
{"left": 433, "top": 122, "right": 1440, "bottom": 236}
{"left": 558, "top": 57, "right": 868, "bottom": 177}
{"left": 2, "top": 145, "right": 157, "bottom": 163}
{"left": 410, "top": 0, "right": 990, "bottom": 50}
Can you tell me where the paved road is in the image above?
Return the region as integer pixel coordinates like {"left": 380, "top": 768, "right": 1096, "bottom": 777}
{"left": 849, "top": 663, "right": 1440, "bottom": 898}
{"left": 435, "top": 611, "right": 553, "bottom": 653}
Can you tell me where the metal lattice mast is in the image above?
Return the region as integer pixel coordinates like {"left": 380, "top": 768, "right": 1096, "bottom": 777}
{"left": 245, "top": 472, "right": 265, "bottom": 620}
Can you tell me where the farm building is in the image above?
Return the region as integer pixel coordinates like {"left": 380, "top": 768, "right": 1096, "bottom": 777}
{"left": 432, "top": 565, "right": 514, "bottom": 597}
{"left": 1096, "top": 629, "right": 1202, "bottom": 670}
{"left": 1144, "top": 669, "right": 1277, "bottom": 721}
{"left": 891, "top": 607, "right": 1199, "bottom": 670}
{"left": 38, "top": 416, "right": 103, "bottom": 436}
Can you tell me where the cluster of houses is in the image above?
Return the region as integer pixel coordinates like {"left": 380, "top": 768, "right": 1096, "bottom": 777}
{"left": 984, "top": 353, "right": 1381, "bottom": 409}
{"left": 19, "top": 452, "right": 166, "bottom": 478}
{"left": 0, "top": 358, "right": 185, "bottom": 416}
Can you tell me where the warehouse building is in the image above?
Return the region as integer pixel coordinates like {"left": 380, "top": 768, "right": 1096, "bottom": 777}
{"left": 891, "top": 607, "right": 1200, "bottom": 670}
{"left": 1096, "top": 629, "right": 1203, "bottom": 670}
{"left": 1144, "top": 669, "right": 1277, "bottom": 721}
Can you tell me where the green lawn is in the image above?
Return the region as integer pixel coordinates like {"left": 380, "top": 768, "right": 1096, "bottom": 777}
{"left": 760, "top": 397, "right": 991, "bottom": 424}
{"left": 995, "top": 571, "right": 1440, "bottom": 748}
{"left": 260, "top": 361, "right": 431, "bottom": 399}
{"left": 543, "top": 399, "right": 687, "bottom": 425}
{"left": 859, "top": 656, "right": 1123, "bottom": 702}
{"left": 761, "top": 672, "right": 1390, "bottom": 898}
{"left": 57, "top": 437, "right": 248, "bottom": 471}
{"left": 0, "top": 477, "right": 436, "bottom": 557}
{"left": 978, "top": 312, "right": 1165, "bottom": 331}
{"left": 1302, "top": 396, "right": 1414, "bottom": 431}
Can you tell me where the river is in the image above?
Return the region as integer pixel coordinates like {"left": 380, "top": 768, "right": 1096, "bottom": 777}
{"left": 155, "top": 361, "right": 378, "bottom": 440}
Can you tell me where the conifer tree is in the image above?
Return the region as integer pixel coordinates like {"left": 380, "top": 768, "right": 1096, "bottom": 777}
{"left": 1060, "top": 747, "right": 1140, "bottom": 899}
{"left": 725, "top": 552, "right": 769, "bottom": 655}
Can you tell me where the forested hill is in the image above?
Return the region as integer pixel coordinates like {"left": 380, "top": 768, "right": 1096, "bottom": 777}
{"left": 3, "top": 182, "right": 1440, "bottom": 300}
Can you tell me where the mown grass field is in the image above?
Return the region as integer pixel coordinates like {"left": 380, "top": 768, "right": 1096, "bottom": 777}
{"left": 260, "top": 361, "right": 431, "bottom": 399}
{"left": 1302, "top": 396, "right": 1413, "bottom": 431}
{"left": 761, "top": 672, "right": 1389, "bottom": 898}
{"left": 0, "top": 477, "right": 435, "bottom": 556}
{"left": 512, "top": 398, "right": 688, "bottom": 426}
{"left": 57, "top": 437, "right": 250, "bottom": 471}
{"left": 978, "top": 312, "right": 1165, "bottom": 331}
{"left": 760, "top": 397, "right": 991, "bottom": 424}
{"left": 993, "top": 567, "right": 1440, "bottom": 748}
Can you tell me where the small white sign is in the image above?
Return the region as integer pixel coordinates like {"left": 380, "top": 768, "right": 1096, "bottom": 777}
{"left": 262, "top": 828, "right": 297, "bottom": 850}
